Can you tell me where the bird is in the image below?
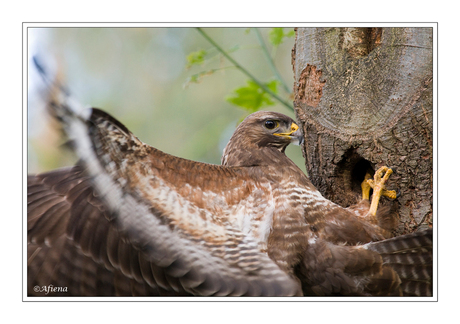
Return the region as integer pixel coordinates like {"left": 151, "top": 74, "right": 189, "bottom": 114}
{"left": 27, "top": 68, "right": 432, "bottom": 297}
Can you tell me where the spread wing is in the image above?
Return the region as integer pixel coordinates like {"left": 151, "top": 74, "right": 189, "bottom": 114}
{"left": 28, "top": 166, "right": 176, "bottom": 296}
{"left": 27, "top": 100, "right": 299, "bottom": 296}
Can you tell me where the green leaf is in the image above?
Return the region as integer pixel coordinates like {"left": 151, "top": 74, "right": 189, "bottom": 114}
{"left": 286, "top": 29, "right": 295, "bottom": 38}
{"left": 226, "top": 80, "right": 279, "bottom": 112}
{"left": 266, "top": 79, "right": 279, "bottom": 92}
{"left": 186, "top": 49, "right": 207, "bottom": 68}
{"left": 269, "top": 28, "right": 295, "bottom": 47}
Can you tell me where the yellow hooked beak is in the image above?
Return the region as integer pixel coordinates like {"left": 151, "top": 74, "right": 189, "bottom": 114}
{"left": 273, "top": 122, "right": 299, "bottom": 138}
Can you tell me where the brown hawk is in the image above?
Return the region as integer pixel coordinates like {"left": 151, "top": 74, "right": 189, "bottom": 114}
{"left": 27, "top": 75, "right": 432, "bottom": 297}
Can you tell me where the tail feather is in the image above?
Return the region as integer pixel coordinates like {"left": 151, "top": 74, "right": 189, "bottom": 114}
{"left": 365, "top": 229, "right": 433, "bottom": 296}
{"left": 400, "top": 280, "right": 432, "bottom": 297}
{"left": 366, "top": 229, "right": 432, "bottom": 254}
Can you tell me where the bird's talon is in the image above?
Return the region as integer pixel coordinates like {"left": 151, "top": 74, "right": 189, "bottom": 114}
{"left": 382, "top": 189, "right": 397, "bottom": 200}
{"left": 382, "top": 189, "right": 398, "bottom": 199}
{"left": 368, "top": 166, "right": 395, "bottom": 216}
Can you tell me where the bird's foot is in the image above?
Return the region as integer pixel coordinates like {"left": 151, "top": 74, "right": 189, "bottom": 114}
{"left": 361, "top": 172, "right": 372, "bottom": 200}
{"left": 367, "top": 166, "right": 397, "bottom": 216}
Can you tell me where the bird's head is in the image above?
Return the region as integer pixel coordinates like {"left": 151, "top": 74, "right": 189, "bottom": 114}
{"left": 222, "top": 111, "right": 303, "bottom": 166}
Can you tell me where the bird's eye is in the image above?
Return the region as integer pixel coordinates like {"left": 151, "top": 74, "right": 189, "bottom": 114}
{"left": 264, "top": 120, "right": 279, "bottom": 130}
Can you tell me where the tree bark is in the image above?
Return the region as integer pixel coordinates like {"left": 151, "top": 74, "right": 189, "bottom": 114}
{"left": 292, "top": 27, "right": 433, "bottom": 234}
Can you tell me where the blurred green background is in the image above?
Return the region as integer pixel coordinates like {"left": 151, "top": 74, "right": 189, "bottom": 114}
{"left": 27, "top": 27, "right": 306, "bottom": 175}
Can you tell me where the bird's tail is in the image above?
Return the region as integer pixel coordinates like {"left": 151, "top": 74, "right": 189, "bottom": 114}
{"left": 365, "top": 229, "right": 433, "bottom": 296}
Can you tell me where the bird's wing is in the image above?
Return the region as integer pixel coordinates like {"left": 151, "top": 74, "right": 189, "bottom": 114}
{"left": 297, "top": 229, "right": 432, "bottom": 296}
{"left": 28, "top": 166, "right": 176, "bottom": 296}
{"left": 28, "top": 102, "right": 299, "bottom": 296}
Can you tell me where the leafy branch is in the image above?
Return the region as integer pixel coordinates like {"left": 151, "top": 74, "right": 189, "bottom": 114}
{"left": 253, "top": 28, "right": 291, "bottom": 94}
{"left": 193, "top": 27, "right": 294, "bottom": 112}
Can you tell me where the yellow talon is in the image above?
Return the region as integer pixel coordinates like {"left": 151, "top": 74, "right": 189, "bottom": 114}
{"left": 367, "top": 166, "right": 397, "bottom": 216}
{"left": 382, "top": 189, "right": 397, "bottom": 199}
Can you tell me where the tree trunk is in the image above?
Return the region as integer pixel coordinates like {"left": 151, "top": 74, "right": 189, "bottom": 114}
{"left": 292, "top": 27, "right": 433, "bottom": 235}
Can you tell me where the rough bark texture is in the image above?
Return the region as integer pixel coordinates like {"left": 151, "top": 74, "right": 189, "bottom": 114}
{"left": 292, "top": 27, "right": 433, "bottom": 235}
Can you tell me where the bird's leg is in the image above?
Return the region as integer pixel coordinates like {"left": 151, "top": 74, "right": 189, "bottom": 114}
{"left": 367, "top": 166, "right": 398, "bottom": 216}
{"left": 361, "top": 172, "right": 372, "bottom": 200}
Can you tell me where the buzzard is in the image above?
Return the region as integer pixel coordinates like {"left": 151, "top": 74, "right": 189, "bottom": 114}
{"left": 27, "top": 75, "right": 432, "bottom": 297}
